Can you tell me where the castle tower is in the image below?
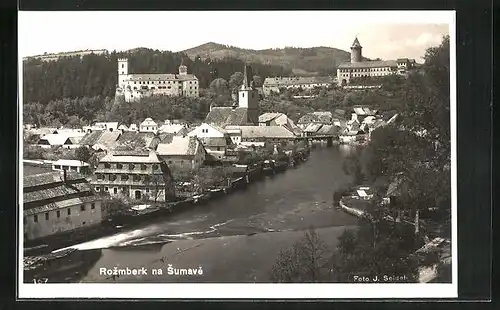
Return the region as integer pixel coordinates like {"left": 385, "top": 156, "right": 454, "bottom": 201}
{"left": 117, "top": 58, "right": 129, "bottom": 88}
{"left": 179, "top": 58, "right": 188, "bottom": 75}
{"left": 350, "top": 37, "right": 363, "bottom": 63}
{"left": 238, "top": 64, "right": 259, "bottom": 125}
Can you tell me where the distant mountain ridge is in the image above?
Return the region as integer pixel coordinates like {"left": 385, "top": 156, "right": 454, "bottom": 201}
{"left": 182, "top": 42, "right": 353, "bottom": 76}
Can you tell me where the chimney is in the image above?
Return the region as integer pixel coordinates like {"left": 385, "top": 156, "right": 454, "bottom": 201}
{"left": 61, "top": 169, "right": 67, "bottom": 184}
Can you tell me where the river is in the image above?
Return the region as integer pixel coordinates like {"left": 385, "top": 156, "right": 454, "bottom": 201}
{"left": 39, "top": 145, "right": 362, "bottom": 283}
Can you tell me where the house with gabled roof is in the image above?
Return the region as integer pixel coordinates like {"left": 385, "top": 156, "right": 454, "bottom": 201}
{"left": 139, "top": 118, "right": 158, "bottom": 133}
{"left": 156, "top": 136, "right": 206, "bottom": 175}
{"left": 187, "top": 123, "right": 233, "bottom": 159}
{"left": 37, "top": 132, "right": 86, "bottom": 149}
{"left": 114, "top": 131, "right": 161, "bottom": 151}
{"left": 225, "top": 125, "right": 297, "bottom": 147}
{"left": 23, "top": 170, "right": 103, "bottom": 241}
{"left": 297, "top": 111, "right": 334, "bottom": 131}
{"left": 258, "top": 112, "right": 302, "bottom": 136}
{"left": 79, "top": 131, "right": 121, "bottom": 151}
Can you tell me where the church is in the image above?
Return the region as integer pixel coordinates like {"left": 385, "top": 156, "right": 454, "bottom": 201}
{"left": 337, "top": 37, "right": 417, "bottom": 86}
{"left": 204, "top": 64, "right": 260, "bottom": 127}
{"left": 115, "top": 58, "right": 199, "bottom": 102}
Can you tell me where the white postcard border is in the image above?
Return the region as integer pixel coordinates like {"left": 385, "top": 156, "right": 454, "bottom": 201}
{"left": 18, "top": 10, "right": 457, "bottom": 299}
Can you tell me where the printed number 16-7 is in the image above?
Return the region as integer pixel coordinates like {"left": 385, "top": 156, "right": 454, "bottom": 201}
{"left": 33, "top": 278, "right": 48, "bottom": 283}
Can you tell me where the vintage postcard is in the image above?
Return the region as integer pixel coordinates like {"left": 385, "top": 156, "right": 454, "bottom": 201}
{"left": 18, "top": 10, "right": 456, "bottom": 299}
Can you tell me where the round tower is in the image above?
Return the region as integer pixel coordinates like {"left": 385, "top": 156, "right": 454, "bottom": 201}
{"left": 350, "top": 37, "right": 363, "bottom": 63}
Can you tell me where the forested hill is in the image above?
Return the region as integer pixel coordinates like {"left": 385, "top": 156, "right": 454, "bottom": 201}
{"left": 182, "top": 42, "right": 351, "bottom": 76}
{"left": 22, "top": 48, "right": 291, "bottom": 105}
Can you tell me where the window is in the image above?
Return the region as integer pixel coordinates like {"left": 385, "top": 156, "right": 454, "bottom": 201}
{"left": 116, "top": 163, "right": 123, "bottom": 169}
{"left": 104, "top": 186, "right": 109, "bottom": 191}
{"left": 168, "top": 160, "right": 172, "bottom": 164}
{"left": 95, "top": 186, "right": 100, "bottom": 192}
{"left": 57, "top": 210, "right": 61, "bottom": 218}
{"left": 242, "top": 93, "right": 245, "bottom": 98}
{"left": 152, "top": 164, "right": 159, "bottom": 170}
{"left": 54, "top": 165, "right": 61, "bottom": 169}
{"left": 91, "top": 203, "right": 95, "bottom": 210}
{"left": 45, "top": 213, "right": 49, "bottom": 220}
{"left": 122, "top": 187, "right": 126, "bottom": 191}
{"left": 104, "top": 163, "right": 111, "bottom": 169}
{"left": 141, "top": 164, "right": 147, "bottom": 170}
{"left": 113, "top": 188, "right": 118, "bottom": 194}
{"left": 146, "top": 188, "right": 150, "bottom": 193}
{"left": 81, "top": 205, "right": 85, "bottom": 211}
{"left": 133, "top": 175, "right": 141, "bottom": 182}
{"left": 121, "top": 174, "right": 129, "bottom": 181}
{"left": 217, "top": 146, "right": 221, "bottom": 151}
{"left": 34, "top": 214, "right": 38, "bottom": 222}
{"left": 122, "top": 64, "right": 124, "bottom": 68}
{"left": 67, "top": 208, "right": 71, "bottom": 215}
{"left": 110, "top": 174, "right": 117, "bottom": 181}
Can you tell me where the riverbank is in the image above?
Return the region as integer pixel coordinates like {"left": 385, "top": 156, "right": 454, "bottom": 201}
{"left": 23, "top": 146, "right": 360, "bottom": 283}
{"left": 23, "top": 147, "right": 311, "bottom": 256}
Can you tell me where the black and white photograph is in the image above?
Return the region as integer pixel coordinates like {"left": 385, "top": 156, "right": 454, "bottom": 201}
{"left": 18, "top": 10, "right": 456, "bottom": 299}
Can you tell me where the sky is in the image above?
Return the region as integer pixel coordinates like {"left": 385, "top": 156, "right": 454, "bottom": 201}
{"left": 19, "top": 11, "right": 452, "bottom": 61}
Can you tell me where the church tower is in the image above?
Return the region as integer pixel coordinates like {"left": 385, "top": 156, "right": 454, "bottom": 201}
{"left": 238, "top": 64, "right": 259, "bottom": 125}
{"left": 350, "top": 37, "right": 363, "bottom": 63}
{"left": 117, "top": 58, "right": 129, "bottom": 88}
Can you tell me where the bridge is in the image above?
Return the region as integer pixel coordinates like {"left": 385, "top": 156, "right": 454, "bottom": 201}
{"left": 296, "top": 134, "right": 339, "bottom": 147}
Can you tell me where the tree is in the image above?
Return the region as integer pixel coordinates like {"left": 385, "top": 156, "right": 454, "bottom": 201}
{"left": 329, "top": 222, "right": 421, "bottom": 283}
{"left": 75, "top": 144, "right": 92, "bottom": 160}
{"left": 342, "top": 152, "right": 365, "bottom": 184}
{"left": 229, "top": 72, "right": 244, "bottom": 92}
{"left": 252, "top": 75, "right": 263, "bottom": 87}
{"left": 270, "top": 228, "right": 329, "bottom": 282}
{"left": 209, "top": 78, "right": 229, "bottom": 94}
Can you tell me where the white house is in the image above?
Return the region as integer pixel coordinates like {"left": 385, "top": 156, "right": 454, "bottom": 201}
{"left": 129, "top": 123, "right": 139, "bottom": 132}
{"left": 52, "top": 159, "right": 90, "bottom": 174}
{"left": 37, "top": 133, "right": 86, "bottom": 148}
{"left": 188, "top": 123, "right": 227, "bottom": 139}
{"left": 139, "top": 118, "right": 158, "bottom": 133}
{"left": 94, "top": 122, "right": 119, "bottom": 132}
{"left": 188, "top": 123, "right": 232, "bottom": 159}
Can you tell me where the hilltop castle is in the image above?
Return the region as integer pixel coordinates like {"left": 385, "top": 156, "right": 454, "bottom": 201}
{"left": 337, "top": 37, "right": 417, "bottom": 86}
{"left": 115, "top": 58, "right": 199, "bottom": 102}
